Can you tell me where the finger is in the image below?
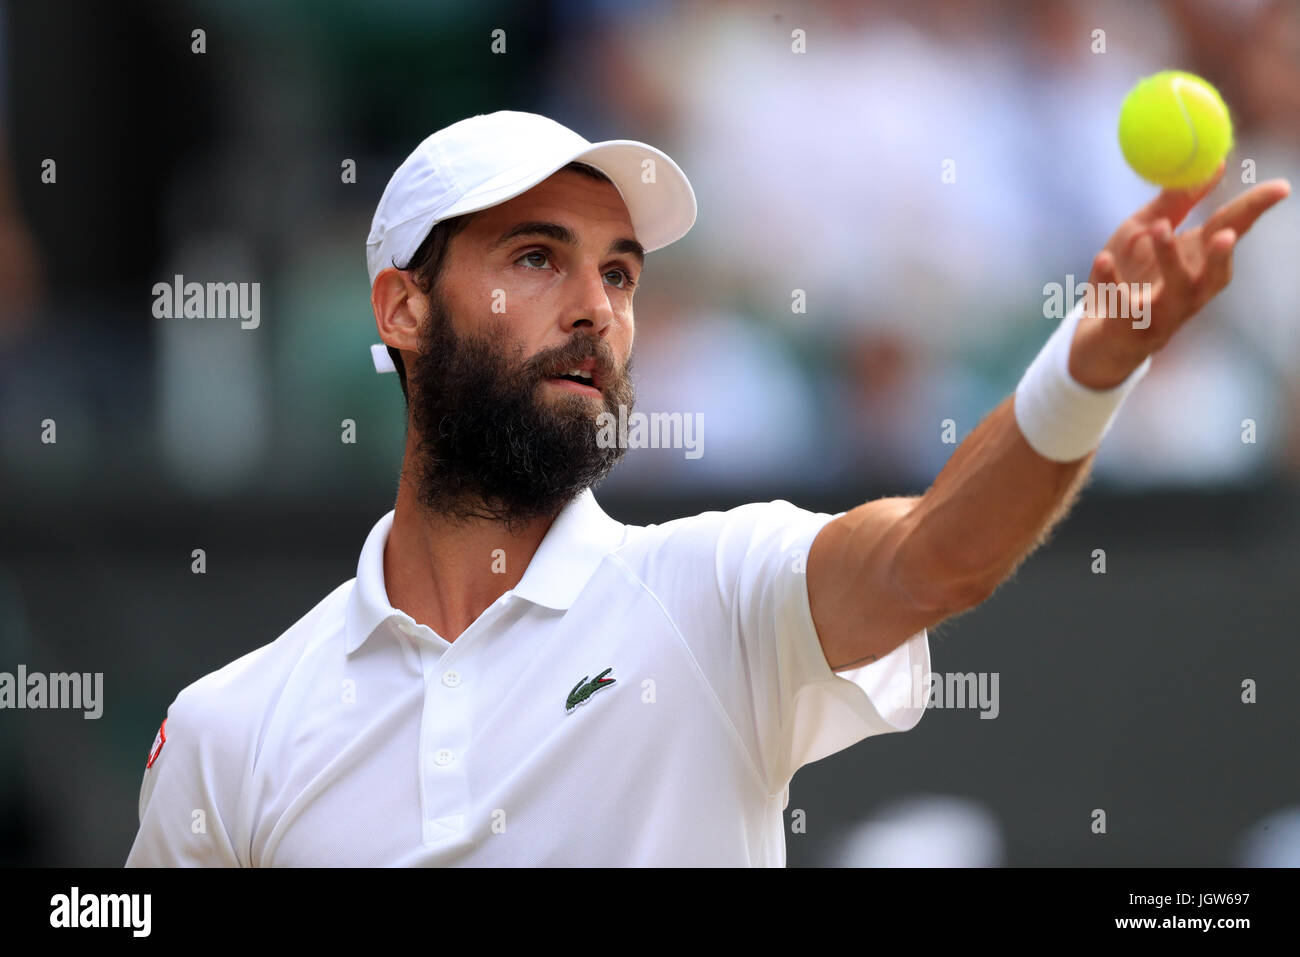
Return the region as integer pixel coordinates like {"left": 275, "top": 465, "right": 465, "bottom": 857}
{"left": 1134, "top": 160, "right": 1226, "bottom": 228}
{"left": 1202, "top": 178, "right": 1292, "bottom": 241}
{"left": 1091, "top": 249, "right": 1116, "bottom": 280}
{"left": 1088, "top": 249, "right": 1117, "bottom": 315}
{"left": 1198, "top": 228, "right": 1237, "bottom": 303}
{"left": 1149, "top": 218, "right": 1195, "bottom": 304}
{"left": 1122, "top": 224, "right": 1154, "bottom": 258}
{"left": 1089, "top": 249, "right": 1134, "bottom": 320}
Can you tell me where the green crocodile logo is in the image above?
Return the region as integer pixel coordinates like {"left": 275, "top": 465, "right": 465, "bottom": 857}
{"left": 566, "top": 668, "right": 616, "bottom": 713}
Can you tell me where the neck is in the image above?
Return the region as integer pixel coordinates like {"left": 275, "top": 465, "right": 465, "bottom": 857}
{"left": 383, "top": 430, "right": 559, "bottom": 643}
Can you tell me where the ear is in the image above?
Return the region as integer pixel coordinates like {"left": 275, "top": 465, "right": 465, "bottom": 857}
{"left": 371, "top": 267, "right": 427, "bottom": 365}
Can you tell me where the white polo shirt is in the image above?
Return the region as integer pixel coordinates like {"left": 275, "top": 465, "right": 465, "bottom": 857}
{"left": 126, "top": 489, "right": 929, "bottom": 867}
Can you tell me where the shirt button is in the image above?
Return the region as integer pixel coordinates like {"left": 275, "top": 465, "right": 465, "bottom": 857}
{"left": 434, "top": 748, "right": 455, "bottom": 766}
{"left": 442, "top": 670, "right": 461, "bottom": 688}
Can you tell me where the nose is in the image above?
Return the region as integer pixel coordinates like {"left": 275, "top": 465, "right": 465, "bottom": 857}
{"left": 560, "top": 268, "right": 616, "bottom": 337}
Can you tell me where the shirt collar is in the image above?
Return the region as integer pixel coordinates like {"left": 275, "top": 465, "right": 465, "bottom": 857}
{"left": 344, "top": 486, "right": 626, "bottom": 655}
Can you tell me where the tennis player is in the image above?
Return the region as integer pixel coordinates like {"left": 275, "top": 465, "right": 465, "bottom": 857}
{"left": 125, "top": 111, "right": 1289, "bottom": 867}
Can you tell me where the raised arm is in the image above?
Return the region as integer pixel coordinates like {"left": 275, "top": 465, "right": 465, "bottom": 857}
{"left": 808, "top": 166, "right": 1291, "bottom": 672}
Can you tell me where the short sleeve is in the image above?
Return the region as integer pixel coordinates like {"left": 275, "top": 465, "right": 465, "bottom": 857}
{"left": 125, "top": 688, "right": 243, "bottom": 867}
{"left": 717, "top": 500, "right": 930, "bottom": 793}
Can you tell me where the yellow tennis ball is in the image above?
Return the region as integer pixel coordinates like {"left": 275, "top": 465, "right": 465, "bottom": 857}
{"left": 1118, "top": 70, "right": 1233, "bottom": 188}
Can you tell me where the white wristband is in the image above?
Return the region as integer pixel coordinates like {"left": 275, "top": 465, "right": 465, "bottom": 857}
{"left": 1013, "top": 299, "right": 1152, "bottom": 463}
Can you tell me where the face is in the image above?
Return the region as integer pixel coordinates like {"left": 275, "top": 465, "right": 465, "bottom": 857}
{"left": 404, "top": 170, "right": 643, "bottom": 527}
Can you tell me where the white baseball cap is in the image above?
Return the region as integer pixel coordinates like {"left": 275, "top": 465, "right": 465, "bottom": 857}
{"left": 366, "top": 110, "right": 697, "bottom": 373}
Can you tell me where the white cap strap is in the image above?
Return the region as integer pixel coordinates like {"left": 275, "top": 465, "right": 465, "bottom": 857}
{"left": 371, "top": 343, "right": 397, "bottom": 374}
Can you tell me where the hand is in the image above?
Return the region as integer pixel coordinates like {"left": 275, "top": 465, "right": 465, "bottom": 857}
{"left": 1069, "top": 162, "right": 1291, "bottom": 389}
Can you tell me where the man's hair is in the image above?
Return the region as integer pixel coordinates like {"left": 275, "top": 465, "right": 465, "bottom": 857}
{"left": 387, "top": 161, "right": 616, "bottom": 405}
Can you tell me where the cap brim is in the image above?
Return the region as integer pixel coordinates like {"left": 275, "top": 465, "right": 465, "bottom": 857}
{"left": 429, "top": 137, "right": 696, "bottom": 254}
{"left": 569, "top": 139, "right": 697, "bottom": 252}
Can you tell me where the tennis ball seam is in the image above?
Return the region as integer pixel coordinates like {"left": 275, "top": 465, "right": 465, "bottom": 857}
{"left": 1168, "top": 76, "right": 1200, "bottom": 177}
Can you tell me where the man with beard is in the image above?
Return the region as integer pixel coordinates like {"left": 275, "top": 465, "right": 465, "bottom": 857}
{"left": 127, "top": 111, "right": 1288, "bottom": 867}
{"left": 397, "top": 203, "right": 635, "bottom": 532}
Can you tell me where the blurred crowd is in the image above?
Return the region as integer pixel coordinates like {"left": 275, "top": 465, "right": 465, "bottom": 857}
{"left": 2, "top": 0, "right": 1298, "bottom": 871}
{"left": 1, "top": 0, "right": 1298, "bottom": 503}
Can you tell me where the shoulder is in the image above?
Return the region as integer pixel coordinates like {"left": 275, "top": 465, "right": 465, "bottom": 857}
{"left": 616, "top": 499, "right": 836, "bottom": 565}
{"left": 608, "top": 500, "right": 838, "bottom": 605}
{"left": 164, "top": 579, "right": 353, "bottom": 765}
{"left": 618, "top": 499, "right": 824, "bottom": 547}
{"left": 129, "top": 579, "right": 357, "bottom": 865}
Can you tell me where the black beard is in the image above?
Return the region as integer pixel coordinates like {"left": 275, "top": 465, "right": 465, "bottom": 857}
{"left": 405, "top": 297, "right": 635, "bottom": 531}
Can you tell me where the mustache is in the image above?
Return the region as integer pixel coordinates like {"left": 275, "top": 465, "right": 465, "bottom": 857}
{"left": 526, "top": 334, "right": 620, "bottom": 381}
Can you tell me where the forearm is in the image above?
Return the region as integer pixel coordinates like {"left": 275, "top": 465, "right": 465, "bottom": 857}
{"left": 811, "top": 311, "right": 1144, "bottom": 666}
{"left": 814, "top": 174, "right": 1288, "bottom": 667}
{"left": 889, "top": 289, "right": 1157, "bottom": 613}
{"left": 893, "top": 396, "right": 1096, "bottom": 612}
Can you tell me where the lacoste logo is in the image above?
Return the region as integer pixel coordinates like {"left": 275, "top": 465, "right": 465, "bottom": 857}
{"left": 566, "top": 668, "right": 616, "bottom": 713}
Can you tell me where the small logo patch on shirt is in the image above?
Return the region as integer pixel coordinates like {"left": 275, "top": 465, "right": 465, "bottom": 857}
{"left": 565, "top": 668, "right": 616, "bottom": 713}
{"left": 146, "top": 718, "right": 167, "bottom": 769}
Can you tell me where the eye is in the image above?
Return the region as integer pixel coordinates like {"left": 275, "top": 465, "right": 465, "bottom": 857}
{"left": 606, "top": 267, "right": 637, "bottom": 290}
{"left": 517, "top": 250, "right": 551, "bottom": 270}
{"left": 515, "top": 248, "right": 637, "bottom": 290}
